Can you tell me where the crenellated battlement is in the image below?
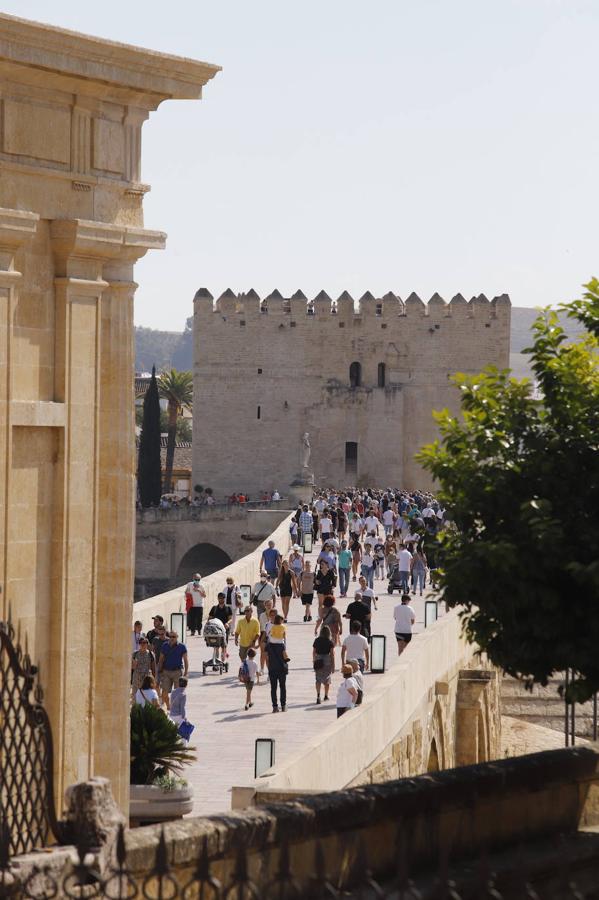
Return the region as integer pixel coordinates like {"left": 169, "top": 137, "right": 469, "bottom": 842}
{"left": 194, "top": 288, "right": 511, "bottom": 321}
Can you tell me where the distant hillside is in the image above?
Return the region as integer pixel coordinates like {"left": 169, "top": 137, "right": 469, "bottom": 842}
{"left": 135, "top": 318, "right": 193, "bottom": 372}
{"left": 510, "top": 307, "right": 586, "bottom": 353}
{"left": 135, "top": 307, "right": 586, "bottom": 373}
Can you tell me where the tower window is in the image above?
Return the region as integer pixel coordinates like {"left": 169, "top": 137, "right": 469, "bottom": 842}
{"left": 257, "top": 406, "right": 261, "bottom": 420}
{"left": 258, "top": 368, "right": 262, "bottom": 374}
{"left": 349, "top": 361, "right": 362, "bottom": 388}
{"left": 377, "top": 363, "right": 386, "bottom": 387}
{"left": 345, "top": 441, "right": 358, "bottom": 475}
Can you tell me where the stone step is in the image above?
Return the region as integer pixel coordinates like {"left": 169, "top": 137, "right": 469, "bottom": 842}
{"left": 501, "top": 675, "right": 598, "bottom": 739}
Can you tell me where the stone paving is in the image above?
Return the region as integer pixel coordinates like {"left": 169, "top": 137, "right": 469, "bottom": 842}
{"left": 180, "top": 538, "right": 443, "bottom": 816}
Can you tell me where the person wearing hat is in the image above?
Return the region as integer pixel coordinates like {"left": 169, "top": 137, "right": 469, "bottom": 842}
{"left": 184, "top": 573, "right": 206, "bottom": 636}
{"left": 146, "top": 615, "right": 164, "bottom": 646}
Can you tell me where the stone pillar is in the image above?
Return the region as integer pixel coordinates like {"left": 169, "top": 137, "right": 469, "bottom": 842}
{"left": 0, "top": 209, "right": 40, "bottom": 621}
{"left": 48, "top": 221, "right": 165, "bottom": 808}
{"left": 455, "top": 669, "right": 494, "bottom": 767}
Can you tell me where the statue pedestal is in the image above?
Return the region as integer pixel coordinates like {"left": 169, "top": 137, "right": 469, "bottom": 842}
{"left": 289, "top": 469, "right": 314, "bottom": 506}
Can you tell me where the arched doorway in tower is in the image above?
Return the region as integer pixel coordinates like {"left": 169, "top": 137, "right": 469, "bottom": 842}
{"left": 176, "top": 543, "right": 233, "bottom": 582}
{"left": 427, "top": 737, "right": 440, "bottom": 772}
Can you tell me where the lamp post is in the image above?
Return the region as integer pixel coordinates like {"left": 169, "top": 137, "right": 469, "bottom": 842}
{"left": 370, "top": 635, "right": 386, "bottom": 674}
{"left": 255, "top": 738, "right": 275, "bottom": 778}
{"left": 170, "top": 611, "right": 186, "bottom": 637}
{"left": 424, "top": 600, "right": 438, "bottom": 629}
{"left": 303, "top": 531, "right": 313, "bottom": 554}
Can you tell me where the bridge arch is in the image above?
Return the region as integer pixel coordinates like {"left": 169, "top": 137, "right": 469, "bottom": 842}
{"left": 176, "top": 543, "right": 233, "bottom": 582}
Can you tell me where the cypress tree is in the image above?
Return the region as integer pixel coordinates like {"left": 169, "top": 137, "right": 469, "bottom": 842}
{"left": 138, "top": 366, "right": 162, "bottom": 507}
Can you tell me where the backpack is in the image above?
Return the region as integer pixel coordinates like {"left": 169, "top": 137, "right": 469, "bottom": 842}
{"left": 238, "top": 661, "right": 250, "bottom": 684}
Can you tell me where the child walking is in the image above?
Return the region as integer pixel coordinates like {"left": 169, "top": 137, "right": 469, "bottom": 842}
{"left": 244, "top": 648, "right": 258, "bottom": 710}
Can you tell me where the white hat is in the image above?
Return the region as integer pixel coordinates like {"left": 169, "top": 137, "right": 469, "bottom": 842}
{"left": 293, "top": 544, "right": 302, "bottom": 550}
{"left": 193, "top": 572, "right": 201, "bottom": 579}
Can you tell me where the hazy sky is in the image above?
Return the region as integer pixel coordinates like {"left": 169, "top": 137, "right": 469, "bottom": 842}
{"left": 8, "top": 0, "right": 598, "bottom": 330}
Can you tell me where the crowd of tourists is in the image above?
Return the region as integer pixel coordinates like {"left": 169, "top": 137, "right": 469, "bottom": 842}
{"left": 130, "top": 487, "right": 445, "bottom": 724}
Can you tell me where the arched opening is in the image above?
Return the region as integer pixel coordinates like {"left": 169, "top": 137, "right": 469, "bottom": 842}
{"left": 377, "top": 363, "right": 386, "bottom": 387}
{"left": 345, "top": 441, "right": 358, "bottom": 475}
{"left": 349, "top": 361, "right": 362, "bottom": 388}
{"left": 176, "top": 543, "right": 233, "bottom": 582}
{"left": 427, "top": 737, "right": 440, "bottom": 772}
{"left": 477, "top": 709, "right": 488, "bottom": 763}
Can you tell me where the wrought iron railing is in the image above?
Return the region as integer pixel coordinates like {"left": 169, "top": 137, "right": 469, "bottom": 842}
{"left": 0, "top": 615, "right": 596, "bottom": 897}
{"left": 0, "top": 823, "right": 596, "bottom": 900}
{"left": 0, "top": 620, "right": 64, "bottom": 857}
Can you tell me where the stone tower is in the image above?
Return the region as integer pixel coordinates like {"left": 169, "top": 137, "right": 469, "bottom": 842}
{"left": 192, "top": 290, "right": 510, "bottom": 496}
{"left": 0, "top": 14, "right": 219, "bottom": 811}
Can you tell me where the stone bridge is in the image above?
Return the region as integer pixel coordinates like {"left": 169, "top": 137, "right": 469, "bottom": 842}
{"left": 134, "top": 501, "right": 290, "bottom": 598}
{"left": 133, "top": 513, "right": 503, "bottom": 816}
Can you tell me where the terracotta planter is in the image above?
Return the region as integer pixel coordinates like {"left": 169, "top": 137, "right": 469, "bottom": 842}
{"left": 129, "top": 783, "right": 194, "bottom": 824}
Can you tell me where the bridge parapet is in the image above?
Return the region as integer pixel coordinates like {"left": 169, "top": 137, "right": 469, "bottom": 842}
{"left": 133, "top": 512, "right": 295, "bottom": 627}
{"left": 232, "top": 610, "right": 501, "bottom": 809}
{"left": 136, "top": 498, "right": 288, "bottom": 524}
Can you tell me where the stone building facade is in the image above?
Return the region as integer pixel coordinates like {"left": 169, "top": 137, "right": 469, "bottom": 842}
{"left": 193, "top": 289, "right": 511, "bottom": 495}
{"left": 0, "top": 14, "right": 219, "bottom": 811}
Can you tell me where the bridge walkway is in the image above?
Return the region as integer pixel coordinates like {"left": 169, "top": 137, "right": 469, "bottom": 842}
{"left": 182, "top": 538, "right": 443, "bottom": 816}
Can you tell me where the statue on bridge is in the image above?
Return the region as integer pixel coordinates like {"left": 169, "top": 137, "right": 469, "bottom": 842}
{"left": 301, "top": 432, "right": 311, "bottom": 469}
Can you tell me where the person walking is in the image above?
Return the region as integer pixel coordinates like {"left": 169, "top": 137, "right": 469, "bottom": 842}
{"left": 349, "top": 533, "right": 362, "bottom": 581}
{"left": 276, "top": 559, "right": 294, "bottom": 622}
{"left": 223, "top": 576, "right": 242, "bottom": 636}
{"left": 260, "top": 540, "right": 281, "bottom": 582}
{"left": 243, "top": 648, "right": 258, "bottom": 710}
{"left": 299, "top": 505, "right": 313, "bottom": 548}
{"left": 314, "top": 560, "right": 336, "bottom": 609}
{"left": 184, "top": 573, "right": 206, "bottom": 636}
{"left": 360, "top": 542, "right": 375, "bottom": 589}
{"left": 341, "top": 621, "right": 370, "bottom": 673}
{"left": 251, "top": 573, "right": 276, "bottom": 618}
{"left": 397, "top": 545, "right": 413, "bottom": 594}
{"left": 157, "top": 631, "right": 188, "bottom": 710}
{"left": 132, "top": 620, "right": 145, "bottom": 654}
{"left": 235, "top": 606, "right": 260, "bottom": 661}
{"left": 312, "top": 624, "right": 335, "bottom": 703}
{"left": 394, "top": 593, "right": 416, "bottom": 656}
{"left": 344, "top": 592, "right": 371, "bottom": 638}
{"left": 300, "top": 561, "right": 315, "bottom": 622}
{"left": 411, "top": 546, "right": 428, "bottom": 596}
{"left": 289, "top": 545, "right": 304, "bottom": 597}
{"left": 315, "top": 596, "right": 343, "bottom": 650}
{"left": 266, "top": 640, "right": 288, "bottom": 712}
{"left": 134, "top": 674, "right": 160, "bottom": 708}
{"left": 337, "top": 541, "right": 352, "bottom": 597}
{"left": 131, "top": 637, "right": 156, "bottom": 695}
{"left": 336, "top": 664, "right": 358, "bottom": 718}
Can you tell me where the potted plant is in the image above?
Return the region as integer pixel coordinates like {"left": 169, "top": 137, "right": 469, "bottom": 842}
{"left": 129, "top": 704, "right": 196, "bottom": 825}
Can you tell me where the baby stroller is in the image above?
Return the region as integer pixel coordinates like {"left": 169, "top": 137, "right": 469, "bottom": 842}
{"left": 202, "top": 619, "right": 229, "bottom": 675}
{"left": 387, "top": 563, "right": 408, "bottom": 594}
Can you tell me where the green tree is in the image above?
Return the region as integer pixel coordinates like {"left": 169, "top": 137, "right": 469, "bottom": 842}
{"left": 137, "top": 366, "right": 162, "bottom": 507}
{"left": 158, "top": 368, "right": 193, "bottom": 493}
{"left": 417, "top": 281, "right": 599, "bottom": 701}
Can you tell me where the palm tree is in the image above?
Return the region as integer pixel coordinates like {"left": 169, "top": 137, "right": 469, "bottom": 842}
{"left": 157, "top": 368, "right": 193, "bottom": 493}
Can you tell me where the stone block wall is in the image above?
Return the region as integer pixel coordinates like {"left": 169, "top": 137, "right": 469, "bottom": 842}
{"left": 192, "top": 290, "right": 511, "bottom": 496}
{"left": 0, "top": 14, "right": 219, "bottom": 813}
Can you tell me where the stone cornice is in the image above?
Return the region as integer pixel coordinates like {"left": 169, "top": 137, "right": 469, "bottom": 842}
{"left": 0, "top": 207, "right": 39, "bottom": 249}
{"left": 0, "top": 13, "right": 221, "bottom": 108}
{"left": 50, "top": 219, "right": 166, "bottom": 266}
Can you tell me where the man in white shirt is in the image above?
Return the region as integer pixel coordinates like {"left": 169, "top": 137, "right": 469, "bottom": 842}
{"left": 421, "top": 505, "right": 435, "bottom": 520}
{"left": 394, "top": 593, "right": 416, "bottom": 656}
{"left": 364, "top": 512, "right": 379, "bottom": 535}
{"left": 397, "top": 546, "right": 412, "bottom": 593}
{"left": 319, "top": 513, "right": 333, "bottom": 542}
{"left": 341, "top": 621, "right": 370, "bottom": 672}
{"left": 314, "top": 496, "right": 326, "bottom": 514}
{"left": 382, "top": 507, "right": 395, "bottom": 535}
{"left": 185, "top": 573, "right": 206, "bottom": 636}
{"left": 272, "top": 490, "right": 281, "bottom": 501}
